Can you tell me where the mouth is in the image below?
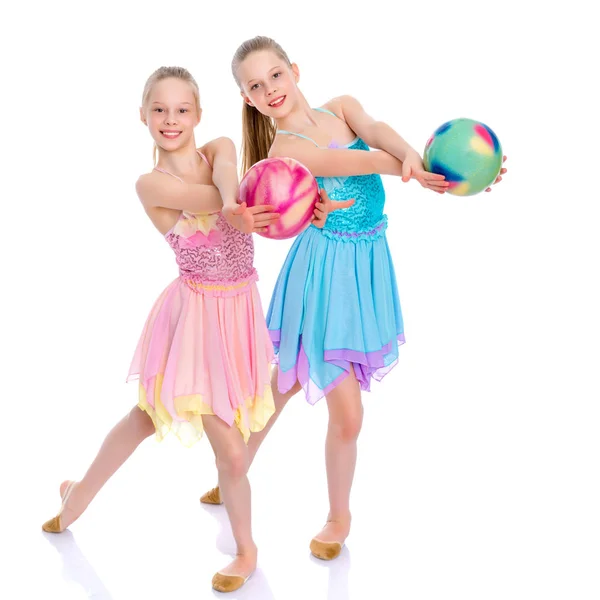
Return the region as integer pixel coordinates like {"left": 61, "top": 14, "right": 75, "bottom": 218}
{"left": 161, "top": 130, "right": 182, "bottom": 139}
{"left": 268, "top": 95, "right": 286, "bottom": 108}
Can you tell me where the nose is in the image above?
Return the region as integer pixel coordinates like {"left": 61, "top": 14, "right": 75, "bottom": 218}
{"left": 164, "top": 110, "right": 178, "bottom": 125}
{"left": 266, "top": 84, "right": 277, "bottom": 96}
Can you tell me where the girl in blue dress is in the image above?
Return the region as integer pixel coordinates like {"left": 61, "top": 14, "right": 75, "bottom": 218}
{"left": 201, "top": 36, "right": 506, "bottom": 560}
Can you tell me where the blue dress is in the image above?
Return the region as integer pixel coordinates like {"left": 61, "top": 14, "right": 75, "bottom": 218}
{"left": 267, "top": 108, "right": 405, "bottom": 404}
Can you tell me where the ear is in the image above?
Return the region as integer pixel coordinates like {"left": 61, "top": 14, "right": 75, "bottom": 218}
{"left": 291, "top": 63, "right": 300, "bottom": 83}
{"left": 195, "top": 107, "right": 202, "bottom": 126}
{"left": 240, "top": 90, "right": 254, "bottom": 107}
{"left": 139, "top": 107, "right": 148, "bottom": 125}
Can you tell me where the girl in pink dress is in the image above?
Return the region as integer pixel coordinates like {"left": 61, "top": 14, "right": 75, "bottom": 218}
{"left": 42, "top": 66, "right": 281, "bottom": 593}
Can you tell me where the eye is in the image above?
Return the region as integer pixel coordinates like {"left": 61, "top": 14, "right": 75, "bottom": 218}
{"left": 251, "top": 83, "right": 260, "bottom": 91}
{"left": 179, "top": 109, "right": 188, "bottom": 113}
{"left": 273, "top": 72, "right": 282, "bottom": 79}
{"left": 154, "top": 108, "right": 164, "bottom": 113}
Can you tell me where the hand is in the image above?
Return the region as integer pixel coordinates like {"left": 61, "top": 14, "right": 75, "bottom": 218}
{"left": 485, "top": 156, "right": 508, "bottom": 192}
{"left": 401, "top": 151, "right": 449, "bottom": 194}
{"left": 222, "top": 202, "right": 280, "bottom": 234}
{"left": 312, "top": 189, "right": 355, "bottom": 229}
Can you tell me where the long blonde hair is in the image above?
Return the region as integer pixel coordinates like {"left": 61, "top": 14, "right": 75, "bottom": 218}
{"left": 231, "top": 36, "right": 292, "bottom": 174}
{"left": 141, "top": 66, "right": 201, "bottom": 165}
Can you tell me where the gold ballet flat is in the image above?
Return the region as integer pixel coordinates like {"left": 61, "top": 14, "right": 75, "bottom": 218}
{"left": 212, "top": 571, "right": 251, "bottom": 593}
{"left": 200, "top": 485, "right": 222, "bottom": 505}
{"left": 310, "top": 537, "right": 344, "bottom": 561}
{"left": 42, "top": 480, "right": 76, "bottom": 533}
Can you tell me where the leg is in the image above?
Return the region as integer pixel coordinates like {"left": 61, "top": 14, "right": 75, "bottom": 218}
{"left": 200, "top": 365, "right": 300, "bottom": 504}
{"left": 247, "top": 366, "right": 301, "bottom": 465}
{"left": 43, "top": 405, "right": 155, "bottom": 532}
{"left": 311, "top": 367, "right": 363, "bottom": 559}
{"left": 202, "top": 415, "right": 256, "bottom": 592}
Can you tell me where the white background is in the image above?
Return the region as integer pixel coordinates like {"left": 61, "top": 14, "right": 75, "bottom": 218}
{"left": 1, "top": 1, "right": 598, "bottom": 598}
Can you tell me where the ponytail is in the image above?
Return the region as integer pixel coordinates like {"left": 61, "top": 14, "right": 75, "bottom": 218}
{"left": 240, "top": 103, "right": 276, "bottom": 175}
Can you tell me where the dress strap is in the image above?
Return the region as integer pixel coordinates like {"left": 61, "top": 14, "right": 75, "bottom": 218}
{"left": 276, "top": 108, "right": 343, "bottom": 146}
{"left": 313, "top": 107, "right": 339, "bottom": 118}
{"left": 154, "top": 150, "right": 211, "bottom": 181}
{"left": 197, "top": 150, "right": 212, "bottom": 168}
{"left": 275, "top": 130, "right": 320, "bottom": 147}
{"left": 153, "top": 166, "right": 184, "bottom": 182}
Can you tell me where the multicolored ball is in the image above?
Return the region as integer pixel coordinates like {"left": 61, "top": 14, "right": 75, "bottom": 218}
{"left": 424, "top": 118, "right": 503, "bottom": 196}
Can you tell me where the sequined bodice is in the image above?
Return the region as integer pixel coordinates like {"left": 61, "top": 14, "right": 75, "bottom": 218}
{"left": 165, "top": 212, "right": 255, "bottom": 283}
{"left": 316, "top": 138, "right": 386, "bottom": 234}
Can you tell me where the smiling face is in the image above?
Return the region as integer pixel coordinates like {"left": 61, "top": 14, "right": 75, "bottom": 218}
{"left": 237, "top": 49, "right": 300, "bottom": 120}
{"left": 140, "top": 76, "right": 201, "bottom": 152}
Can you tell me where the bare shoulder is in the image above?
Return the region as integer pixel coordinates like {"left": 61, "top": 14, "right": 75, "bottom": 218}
{"left": 135, "top": 169, "right": 181, "bottom": 209}
{"left": 322, "top": 96, "right": 345, "bottom": 116}
{"left": 201, "top": 137, "right": 237, "bottom": 164}
{"left": 328, "top": 95, "right": 365, "bottom": 117}
{"left": 135, "top": 171, "right": 159, "bottom": 203}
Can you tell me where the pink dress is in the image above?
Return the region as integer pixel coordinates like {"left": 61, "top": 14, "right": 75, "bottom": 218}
{"left": 127, "top": 152, "right": 275, "bottom": 446}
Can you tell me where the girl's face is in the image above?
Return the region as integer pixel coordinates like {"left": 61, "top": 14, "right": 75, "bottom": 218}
{"left": 141, "top": 77, "right": 200, "bottom": 152}
{"left": 237, "top": 50, "right": 300, "bottom": 119}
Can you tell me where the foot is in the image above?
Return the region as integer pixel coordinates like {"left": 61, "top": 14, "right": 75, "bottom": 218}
{"left": 200, "top": 485, "right": 222, "bottom": 505}
{"left": 212, "top": 548, "right": 257, "bottom": 593}
{"left": 310, "top": 514, "right": 351, "bottom": 560}
{"left": 42, "top": 480, "right": 88, "bottom": 533}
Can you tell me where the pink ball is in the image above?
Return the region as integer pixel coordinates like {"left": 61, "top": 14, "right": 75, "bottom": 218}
{"left": 239, "top": 157, "right": 319, "bottom": 240}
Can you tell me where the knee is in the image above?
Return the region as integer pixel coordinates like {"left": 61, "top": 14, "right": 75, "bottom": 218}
{"left": 128, "top": 406, "right": 155, "bottom": 439}
{"left": 330, "top": 409, "right": 363, "bottom": 443}
{"left": 216, "top": 445, "right": 249, "bottom": 480}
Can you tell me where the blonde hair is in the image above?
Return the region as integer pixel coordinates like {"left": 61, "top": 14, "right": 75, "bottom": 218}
{"left": 231, "top": 36, "right": 292, "bottom": 174}
{"left": 141, "top": 66, "right": 201, "bottom": 165}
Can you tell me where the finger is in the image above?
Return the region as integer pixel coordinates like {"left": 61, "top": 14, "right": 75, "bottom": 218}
{"left": 318, "top": 188, "right": 331, "bottom": 202}
{"left": 401, "top": 162, "right": 412, "bottom": 183}
{"left": 253, "top": 227, "right": 268, "bottom": 233}
{"left": 254, "top": 218, "right": 280, "bottom": 228}
{"left": 422, "top": 171, "right": 446, "bottom": 181}
{"left": 485, "top": 187, "right": 492, "bottom": 192}
{"left": 494, "top": 175, "right": 503, "bottom": 184}
{"left": 500, "top": 168, "right": 507, "bottom": 174}
{"left": 421, "top": 179, "right": 449, "bottom": 191}
{"left": 248, "top": 204, "right": 277, "bottom": 214}
{"left": 253, "top": 213, "right": 280, "bottom": 223}
{"left": 502, "top": 155, "right": 507, "bottom": 163}
{"left": 329, "top": 199, "right": 355, "bottom": 212}
{"left": 425, "top": 180, "right": 450, "bottom": 188}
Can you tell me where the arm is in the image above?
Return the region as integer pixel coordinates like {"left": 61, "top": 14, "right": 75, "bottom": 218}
{"left": 269, "top": 137, "right": 404, "bottom": 178}
{"left": 204, "top": 136, "right": 280, "bottom": 234}
{"left": 334, "top": 95, "right": 420, "bottom": 162}
{"left": 331, "top": 95, "right": 448, "bottom": 192}
{"left": 202, "top": 137, "right": 239, "bottom": 210}
{"left": 136, "top": 172, "right": 223, "bottom": 213}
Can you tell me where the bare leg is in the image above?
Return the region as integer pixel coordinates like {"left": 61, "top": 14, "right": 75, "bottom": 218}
{"left": 48, "top": 406, "right": 155, "bottom": 530}
{"left": 201, "top": 366, "right": 300, "bottom": 504}
{"left": 313, "top": 367, "right": 363, "bottom": 549}
{"left": 247, "top": 366, "right": 301, "bottom": 465}
{"left": 202, "top": 415, "right": 256, "bottom": 589}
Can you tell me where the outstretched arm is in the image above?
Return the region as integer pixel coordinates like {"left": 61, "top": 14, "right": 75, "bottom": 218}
{"left": 332, "top": 95, "right": 448, "bottom": 193}
{"left": 204, "top": 137, "right": 279, "bottom": 234}
{"left": 136, "top": 172, "right": 223, "bottom": 213}
{"left": 269, "top": 136, "right": 404, "bottom": 178}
